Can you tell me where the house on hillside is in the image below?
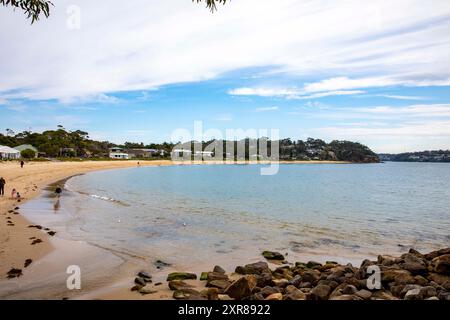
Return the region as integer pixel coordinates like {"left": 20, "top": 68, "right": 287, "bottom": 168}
{"left": 109, "top": 147, "right": 129, "bottom": 159}
{"left": 0, "top": 145, "right": 21, "bottom": 159}
{"left": 14, "top": 144, "right": 39, "bottom": 158}
{"left": 126, "top": 148, "right": 165, "bottom": 158}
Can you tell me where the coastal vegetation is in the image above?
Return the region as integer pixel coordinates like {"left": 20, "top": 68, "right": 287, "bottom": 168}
{"left": 379, "top": 150, "right": 450, "bottom": 163}
{"left": 0, "top": 127, "right": 380, "bottom": 163}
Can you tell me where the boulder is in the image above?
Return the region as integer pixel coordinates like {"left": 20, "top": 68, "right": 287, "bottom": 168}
{"left": 207, "top": 272, "right": 229, "bottom": 282}
{"left": 255, "top": 272, "right": 273, "bottom": 287}
{"left": 311, "top": 284, "right": 331, "bottom": 300}
{"left": 287, "top": 275, "right": 302, "bottom": 287}
{"left": 224, "top": 275, "right": 257, "bottom": 300}
{"left": 431, "top": 254, "right": 450, "bottom": 275}
{"left": 272, "top": 279, "right": 289, "bottom": 288}
{"left": 371, "top": 290, "right": 399, "bottom": 300}
{"left": 167, "top": 272, "right": 197, "bottom": 281}
{"left": 262, "top": 251, "right": 285, "bottom": 260}
{"left": 235, "top": 262, "right": 271, "bottom": 275}
{"left": 381, "top": 268, "right": 412, "bottom": 283}
{"left": 206, "top": 279, "right": 232, "bottom": 290}
{"left": 427, "top": 272, "right": 450, "bottom": 286}
{"left": 341, "top": 284, "right": 357, "bottom": 295}
{"left": 306, "top": 261, "right": 322, "bottom": 269}
{"left": 213, "top": 265, "right": 226, "bottom": 274}
{"left": 283, "top": 285, "right": 307, "bottom": 300}
{"left": 259, "top": 286, "right": 280, "bottom": 297}
{"left": 200, "top": 272, "right": 208, "bottom": 281}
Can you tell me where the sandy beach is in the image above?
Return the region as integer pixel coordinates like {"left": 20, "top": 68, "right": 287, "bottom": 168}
{"left": 0, "top": 160, "right": 174, "bottom": 278}
{"left": 1, "top": 159, "right": 356, "bottom": 299}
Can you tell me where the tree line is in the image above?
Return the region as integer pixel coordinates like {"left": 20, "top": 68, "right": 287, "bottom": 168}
{"left": 0, "top": 127, "right": 380, "bottom": 163}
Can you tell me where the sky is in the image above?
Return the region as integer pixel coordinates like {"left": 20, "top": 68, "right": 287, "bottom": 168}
{"left": 1, "top": 0, "right": 450, "bottom": 153}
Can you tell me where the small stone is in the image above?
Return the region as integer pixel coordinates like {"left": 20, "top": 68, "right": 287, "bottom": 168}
{"left": 6, "top": 268, "right": 23, "bottom": 279}
{"left": 139, "top": 286, "right": 157, "bottom": 295}
{"left": 137, "top": 271, "right": 152, "bottom": 281}
{"left": 262, "top": 251, "right": 285, "bottom": 260}
{"left": 168, "top": 280, "right": 194, "bottom": 291}
{"left": 134, "top": 277, "right": 147, "bottom": 286}
{"left": 404, "top": 288, "right": 421, "bottom": 300}
{"left": 24, "top": 259, "right": 32, "bottom": 268}
{"left": 47, "top": 231, "right": 57, "bottom": 236}
{"left": 432, "top": 254, "right": 450, "bottom": 275}
{"left": 31, "top": 239, "right": 43, "bottom": 245}
{"left": 173, "top": 289, "right": 205, "bottom": 300}
{"left": 265, "top": 293, "right": 283, "bottom": 300}
{"left": 218, "top": 294, "right": 233, "bottom": 300}
{"left": 342, "top": 284, "right": 357, "bottom": 295}
{"left": 355, "top": 289, "right": 372, "bottom": 300}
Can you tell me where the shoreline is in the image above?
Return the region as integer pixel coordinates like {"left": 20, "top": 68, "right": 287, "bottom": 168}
{"left": 0, "top": 159, "right": 357, "bottom": 299}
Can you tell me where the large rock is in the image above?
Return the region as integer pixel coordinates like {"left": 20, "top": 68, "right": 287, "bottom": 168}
{"left": 262, "top": 251, "right": 285, "bottom": 260}
{"left": 224, "top": 275, "right": 257, "bottom": 300}
{"left": 381, "top": 268, "right": 412, "bottom": 284}
{"left": 255, "top": 272, "right": 273, "bottom": 287}
{"left": 167, "top": 272, "right": 197, "bottom": 281}
{"left": 427, "top": 272, "right": 450, "bottom": 286}
{"left": 206, "top": 279, "right": 232, "bottom": 290}
{"left": 401, "top": 253, "right": 428, "bottom": 275}
{"left": 235, "top": 261, "right": 271, "bottom": 275}
{"left": 306, "top": 261, "right": 322, "bottom": 269}
{"left": 431, "top": 254, "right": 450, "bottom": 275}
{"left": 207, "top": 272, "right": 229, "bottom": 282}
{"left": 284, "top": 285, "right": 307, "bottom": 300}
{"left": 213, "top": 265, "right": 226, "bottom": 274}
{"left": 311, "top": 284, "right": 331, "bottom": 300}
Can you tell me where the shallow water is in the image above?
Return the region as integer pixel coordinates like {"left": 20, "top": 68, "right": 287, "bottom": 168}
{"left": 22, "top": 162, "right": 450, "bottom": 270}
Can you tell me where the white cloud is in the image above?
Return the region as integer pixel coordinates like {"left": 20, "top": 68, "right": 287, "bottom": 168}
{"left": 254, "top": 106, "right": 279, "bottom": 112}
{"left": 1, "top": 0, "right": 450, "bottom": 101}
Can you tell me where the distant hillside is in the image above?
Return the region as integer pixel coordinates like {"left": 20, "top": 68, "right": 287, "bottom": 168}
{"left": 379, "top": 150, "right": 450, "bottom": 162}
{"left": 1, "top": 127, "right": 379, "bottom": 163}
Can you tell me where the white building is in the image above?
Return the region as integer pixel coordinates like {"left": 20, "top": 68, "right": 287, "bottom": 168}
{"left": 109, "top": 147, "right": 129, "bottom": 159}
{"left": 0, "top": 145, "right": 21, "bottom": 160}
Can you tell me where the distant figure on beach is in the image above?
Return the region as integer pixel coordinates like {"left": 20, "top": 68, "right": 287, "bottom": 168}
{"left": 20, "top": 160, "right": 24, "bottom": 168}
{"left": 0, "top": 177, "right": 5, "bottom": 196}
{"left": 137, "top": 161, "right": 140, "bottom": 166}
{"left": 11, "top": 188, "right": 17, "bottom": 198}
{"left": 55, "top": 187, "right": 62, "bottom": 197}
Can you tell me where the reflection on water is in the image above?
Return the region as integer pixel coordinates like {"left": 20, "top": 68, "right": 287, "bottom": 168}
{"left": 22, "top": 162, "right": 450, "bottom": 268}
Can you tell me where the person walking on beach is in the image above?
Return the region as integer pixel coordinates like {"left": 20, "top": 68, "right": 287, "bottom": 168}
{"left": 0, "top": 177, "right": 5, "bottom": 196}
{"left": 20, "top": 160, "right": 24, "bottom": 168}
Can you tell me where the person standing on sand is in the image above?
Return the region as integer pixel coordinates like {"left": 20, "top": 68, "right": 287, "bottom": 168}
{"left": 20, "top": 160, "right": 24, "bottom": 168}
{"left": 0, "top": 177, "right": 5, "bottom": 196}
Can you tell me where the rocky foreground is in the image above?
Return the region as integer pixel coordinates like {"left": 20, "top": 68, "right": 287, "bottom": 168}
{"left": 131, "top": 248, "right": 450, "bottom": 300}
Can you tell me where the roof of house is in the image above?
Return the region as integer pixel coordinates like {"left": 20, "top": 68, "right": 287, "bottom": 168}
{"left": 14, "top": 144, "right": 38, "bottom": 152}
{"left": 0, "top": 145, "right": 20, "bottom": 154}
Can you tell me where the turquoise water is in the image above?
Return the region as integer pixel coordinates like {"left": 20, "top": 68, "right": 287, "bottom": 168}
{"left": 23, "top": 162, "right": 450, "bottom": 268}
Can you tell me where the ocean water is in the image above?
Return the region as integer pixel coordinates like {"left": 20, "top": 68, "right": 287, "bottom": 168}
{"left": 22, "top": 162, "right": 450, "bottom": 269}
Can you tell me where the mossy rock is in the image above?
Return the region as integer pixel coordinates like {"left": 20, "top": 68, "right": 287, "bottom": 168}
{"left": 295, "top": 262, "right": 307, "bottom": 268}
{"left": 306, "top": 261, "right": 322, "bottom": 268}
{"left": 200, "top": 272, "right": 209, "bottom": 281}
{"left": 262, "top": 251, "right": 285, "bottom": 260}
{"left": 167, "top": 272, "right": 197, "bottom": 281}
